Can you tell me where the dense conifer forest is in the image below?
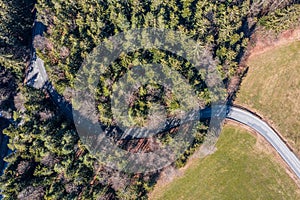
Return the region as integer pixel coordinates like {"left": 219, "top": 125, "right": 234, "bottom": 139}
{"left": 0, "top": 0, "right": 299, "bottom": 199}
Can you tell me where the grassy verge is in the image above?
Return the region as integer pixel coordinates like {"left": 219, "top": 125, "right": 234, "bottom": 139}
{"left": 150, "top": 124, "right": 300, "bottom": 200}
{"left": 236, "top": 41, "right": 300, "bottom": 154}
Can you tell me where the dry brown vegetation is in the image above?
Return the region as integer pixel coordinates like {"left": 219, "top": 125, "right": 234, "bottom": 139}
{"left": 237, "top": 37, "right": 300, "bottom": 155}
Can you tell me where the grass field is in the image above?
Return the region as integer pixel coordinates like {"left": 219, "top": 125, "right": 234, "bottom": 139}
{"left": 150, "top": 124, "right": 300, "bottom": 200}
{"left": 236, "top": 41, "right": 300, "bottom": 154}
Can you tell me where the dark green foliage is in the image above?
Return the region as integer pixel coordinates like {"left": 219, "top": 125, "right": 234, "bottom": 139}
{"left": 0, "top": 0, "right": 35, "bottom": 46}
{"left": 175, "top": 123, "right": 207, "bottom": 168}
{"left": 0, "top": 89, "right": 115, "bottom": 199}
{"left": 0, "top": 0, "right": 35, "bottom": 79}
{"left": 259, "top": 4, "right": 300, "bottom": 32}
{"left": 36, "top": 0, "right": 252, "bottom": 92}
{"left": 0, "top": 66, "right": 17, "bottom": 111}
{"left": 1, "top": 0, "right": 299, "bottom": 199}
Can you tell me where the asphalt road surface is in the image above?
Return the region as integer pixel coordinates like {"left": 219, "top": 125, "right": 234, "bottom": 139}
{"left": 26, "top": 19, "right": 300, "bottom": 182}
{"left": 26, "top": 48, "right": 300, "bottom": 180}
{"left": 227, "top": 106, "right": 300, "bottom": 179}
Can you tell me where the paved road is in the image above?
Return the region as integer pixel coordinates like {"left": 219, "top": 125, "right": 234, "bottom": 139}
{"left": 227, "top": 106, "right": 300, "bottom": 179}
{"left": 25, "top": 18, "right": 300, "bottom": 182}
{"left": 26, "top": 49, "right": 300, "bottom": 180}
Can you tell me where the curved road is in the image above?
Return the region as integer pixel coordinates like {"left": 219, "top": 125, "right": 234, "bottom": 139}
{"left": 27, "top": 54, "right": 300, "bottom": 179}
{"left": 227, "top": 106, "right": 300, "bottom": 179}
{"left": 25, "top": 19, "right": 300, "bottom": 181}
